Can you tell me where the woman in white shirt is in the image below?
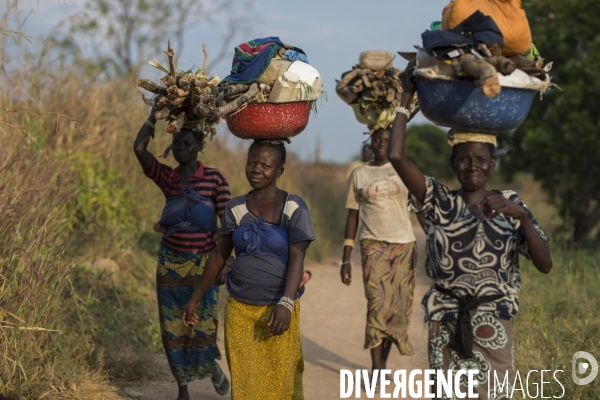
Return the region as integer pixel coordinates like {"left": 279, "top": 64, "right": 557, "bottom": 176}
{"left": 340, "top": 128, "right": 418, "bottom": 384}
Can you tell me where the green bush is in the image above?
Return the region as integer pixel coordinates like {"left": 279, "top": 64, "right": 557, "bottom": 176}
{"left": 515, "top": 247, "right": 600, "bottom": 398}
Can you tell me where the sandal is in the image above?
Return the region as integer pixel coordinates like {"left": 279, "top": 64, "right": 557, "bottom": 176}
{"left": 211, "top": 363, "right": 230, "bottom": 396}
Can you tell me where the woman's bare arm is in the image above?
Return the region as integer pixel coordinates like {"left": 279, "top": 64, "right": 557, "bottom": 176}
{"left": 268, "top": 241, "right": 309, "bottom": 335}
{"left": 182, "top": 235, "right": 234, "bottom": 325}
{"left": 387, "top": 73, "right": 427, "bottom": 204}
{"left": 340, "top": 209, "right": 359, "bottom": 285}
{"left": 133, "top": 102, "right": 158, "bottom": 173}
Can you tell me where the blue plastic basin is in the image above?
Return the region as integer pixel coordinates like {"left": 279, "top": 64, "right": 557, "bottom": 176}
{"left": 415, "top": 74, "right": 537, "bottom": 134}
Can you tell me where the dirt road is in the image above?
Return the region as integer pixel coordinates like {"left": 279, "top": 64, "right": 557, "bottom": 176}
{"left": 119, "top": 229, "right": 431, "bottom": 400}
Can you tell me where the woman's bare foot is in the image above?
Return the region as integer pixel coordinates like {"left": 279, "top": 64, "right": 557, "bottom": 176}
{"left": 176, "top": 383, "right": 190, "bottom": 400}
{"left": 154, "top": 223, "right": 168, "bottom": 235}
{"left": 298, "top": 270, "right": 312, "bottom": 290}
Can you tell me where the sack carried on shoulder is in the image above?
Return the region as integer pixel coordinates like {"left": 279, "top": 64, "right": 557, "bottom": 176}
{"left": 441, "top": 0, "right": 532, "bottom": 57}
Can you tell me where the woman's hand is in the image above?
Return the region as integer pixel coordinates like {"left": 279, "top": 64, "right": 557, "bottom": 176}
{"left": 215, "top": 256, "right": 233, "bottom": 286}
{"left": 478, "top": 193, "right": 527, "bottom": 220}
{"left": 153, "top": 223, "right": 168, "bottom": 235}
{"left": 268, "top": 304, "right": 292, "bottom": 335}
{"left": 340, "top": 263, "right": 352, "bottom": 286}
{"left": 399, "top": 58, "right": 417, "bottom": 95}
{"left": 148, "top": 96, "right": 162, "bottom": 122}
{"left": 181, "top": 298, "right": 200, "bottom": 327}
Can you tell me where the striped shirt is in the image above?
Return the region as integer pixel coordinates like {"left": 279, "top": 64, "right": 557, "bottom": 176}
{"left": 145, "top": 157, "right": 231, "bottom": 253}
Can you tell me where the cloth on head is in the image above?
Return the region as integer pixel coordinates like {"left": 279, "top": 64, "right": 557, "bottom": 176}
{"left": 221, "top": 37, "right": 307, "bottom": 85}
{"left": 422, "top": 11, "right": 504, "bottom": 61}
{"left": 446, "top": 129, "right": 497, "bottom": 147}
{"left": 254, "top": 138, "right": 288, "bottom": 145}
{"left": 283, "top": 49, "right": 309, "bottom": 63}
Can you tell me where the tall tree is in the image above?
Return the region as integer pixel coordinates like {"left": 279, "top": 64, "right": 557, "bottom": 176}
{"left": 67, "top": 0, "right": 245, "bottom": 76}
{"left": 498, "top": 0, "right": 600, "bottom": 244}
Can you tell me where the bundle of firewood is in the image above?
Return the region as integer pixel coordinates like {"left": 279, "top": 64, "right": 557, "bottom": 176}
{"left": 135, "top": 41, "right": 268, "bottom": 138}
{"left": 437, "top": 43, "right": 551, "bottom": 99}
{"left": 336, "top": 66, "right": 403, "bottom": 108}
{"left": 336, "top": 51, "right": 416, "bottom": 130}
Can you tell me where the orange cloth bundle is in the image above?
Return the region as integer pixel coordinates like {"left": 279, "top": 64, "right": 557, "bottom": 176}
{"left": 442, "top": 0, "right": 532, "bottom": 57}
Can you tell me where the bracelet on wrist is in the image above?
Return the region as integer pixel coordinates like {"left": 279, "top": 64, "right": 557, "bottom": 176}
{"left": 341, "top": 260, "right": 351, "bottom": 266}
{"left": 277, "top": 297, "right": 294, "bottom": 312}
{"left": 144, "top": 120, "right": 155, "bottom": 130}
{"left": 396, "top": 106, "right": 411, "bottom": 119}
{"left": 343, "top": 238, "right": 355, "bottom": 248}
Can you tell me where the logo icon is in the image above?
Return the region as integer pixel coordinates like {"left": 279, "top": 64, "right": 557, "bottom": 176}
{"left": 572, "top": 351, "right": 598, "bottom": 385}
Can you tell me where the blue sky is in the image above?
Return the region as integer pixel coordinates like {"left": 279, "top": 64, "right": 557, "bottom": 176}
{"left": 7, "top": 0, "right": 450, "bottom": 162}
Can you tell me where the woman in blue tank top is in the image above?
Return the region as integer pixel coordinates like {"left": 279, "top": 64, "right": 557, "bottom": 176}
{"left": 182, "top": 140, "right": 315, "bottom": 400}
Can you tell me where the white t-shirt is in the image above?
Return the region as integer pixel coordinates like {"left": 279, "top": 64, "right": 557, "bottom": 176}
{"left": 346, "top": 162, "right": 415, "bottom": 244}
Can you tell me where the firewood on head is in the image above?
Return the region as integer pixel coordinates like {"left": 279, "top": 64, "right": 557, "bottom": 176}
{"left": 166, "top": 112, "right": 187, "bottom": 134}
{"left": 155, "top": 104, "right": 180, "bottom": 120}
{"left": 214, "top": 83, "right": 259, "bottom": 118}
{"left": 489, "top": 43, "right": 501, "bottom": 57}
{"left": 215, "top": 91, "right": 226, "bottom": 105}
{"left": 485, "top": 57, "right": 516, "bottom": 76}
{"left": 361, "top": 75, "right": 372, "bottom": 88}
{"left": 336, "top": 86, "right": 359, "bottom": 104}
{"left": 207, "top": 75, "right": 221, "bottom": 88}
{"left": 509, "top": 55, "right": 539, "bottom": 70}
{"left": 337, "top": 69, "right": 359, "bottom": 88}
{"left": 169, "top": 96, "right": 188, "bottom": 106}
{"left": 135, "top": 79, "right": 167, "bottom": 95}
{"left": 165, "top": 39, "right": 176, "bottom": 78}
{"left": 189, "top": 78, "right": 197, "bottom": 107}
{"left": 166, "top": 86, "right": 189, "bottom": 100}
{"left": 372, "top": 81, "right": 387, "bottom": 97}
{"left": 518, "top": 67, "right": 549, "bottom": 80}
{"left": 386, "top": 87, "right": 396, "bottom": 103}
{"left": 161, "top": 75, "right": 176, "bottom": 87}
{"left": 455, "top": 54, "right": 501, "bottom": 98}
{"left": 386, "top": 67, "right": 401, "bottom": 79}
{"left": 374, "top": 69, "right": 386, "bottom": 80}
{"left": 337, "top": 68, "right": 371, "bottom": 88}
{"left": 194, "top": 103, "right": 213, "bottom": 119}
{"left": 223, "top": 84, "right": 250, "bottom": 97}
{"left": 350, "top": 84, "right": 364, "bottom": 94}
{"left": 477, "top": 43, "right": 493, "bottom": 58}
{"left": 535, "top": 58, "right": 545, "bottom": 69}
{"left": 179, "top": 78, "right": 192, "bottom": 91}
{"left": 202, "top": 43, "right": 209, "bottom": 72}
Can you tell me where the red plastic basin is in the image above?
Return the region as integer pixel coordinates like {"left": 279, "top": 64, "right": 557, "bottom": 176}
{"left": 225, "top": 101, "right": 314, "bottom": 140}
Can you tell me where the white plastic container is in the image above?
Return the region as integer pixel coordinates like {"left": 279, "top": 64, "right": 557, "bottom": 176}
{"left": 287, "top": 61, "right": 322, "bottom": 100}
{"left": 268, "top": 71, "right": 301, "bottom": 103}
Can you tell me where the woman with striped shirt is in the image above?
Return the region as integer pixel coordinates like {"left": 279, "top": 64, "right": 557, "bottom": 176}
{"left": 134, "top": 103, "right": 231, "bottom": 399}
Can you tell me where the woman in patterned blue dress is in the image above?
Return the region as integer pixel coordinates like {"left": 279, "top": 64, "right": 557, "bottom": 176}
{"left": 387, "top": 69, "right": 553, "bottom": 399}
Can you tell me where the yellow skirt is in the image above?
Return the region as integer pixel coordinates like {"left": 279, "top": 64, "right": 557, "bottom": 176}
{"left": 225, "top": 297, "right": 304, "bottom": 400}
